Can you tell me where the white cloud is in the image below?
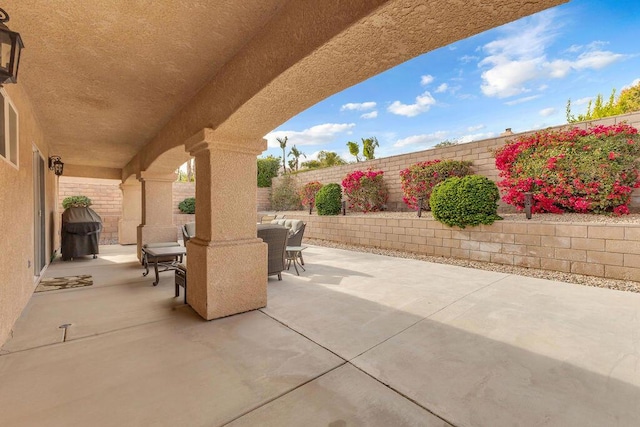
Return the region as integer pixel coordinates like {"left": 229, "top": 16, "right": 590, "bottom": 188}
{"left": 458, "top": 132, "right": 495, "bottom": 143}
{"left": 574, "top": 97, "right": 592, "bottom": 105}
{"left": 622, "top": 78, "right": 640, "bottom": 90}
{"left": 340, "top": 102, "right": 376, "bottom": 111}
{"left": 360, "top": 111, "right": 378, "bottom": 119}
{"left": 459, "top": 55, "right": 479, "bottom": 63}
{"left": 265, "top": 123, "right": 356, "bottom": 148}
{"left": 504, "top": 95, "right": 541, "bottom": 106}
{"left": 467, "top": 124, "right": 486, "bottom": 132}
{"left": 478, "top": 10, "right": 627, "bottom": 98}
{"left": 538, "top": 84, "right": 549, "bottom": 91}
{"left": 393, "top": 131, "right": 448, "bottom": 148}
{"left": 435, "top": 83, "right": 449, "bottom": 93}
{"left": 388, "top": 91, "right": 436, "bottom": 117}
{"left": 420, "top": 75, "right": 434, "bottom": 86}
{"left": 539, "top": 107, "right": 557, "bottom": 117}
{"left": 457, "top": 93, "right": 476, "bottom": 100}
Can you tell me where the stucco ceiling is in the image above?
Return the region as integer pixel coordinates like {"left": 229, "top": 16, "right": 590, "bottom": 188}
{"left": 5, "top": 0, "right": 288, "bottom": 169}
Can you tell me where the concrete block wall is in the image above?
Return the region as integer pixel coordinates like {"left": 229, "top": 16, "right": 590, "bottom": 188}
{"left": 58, "top": 177, "right": 122, "bottom": 244}
{"left": 173, "top": 182, "right": 196, "bottom": 214}
{"left": 59, "top": 180, "right": 271, "bottom": 242}
{"left": 257, "top": 187, "right": 271, "bottom": 211}
{"left": 276, "top": 112, "right": 640, "bottom": 212}
{"left": 284, "top": 212, "right": 640, "bottom": 282}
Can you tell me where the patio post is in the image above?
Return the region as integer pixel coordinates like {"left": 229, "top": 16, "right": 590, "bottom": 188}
{"left": 136, "top": 171, "right": 178, "bottom": 260}
{"left": 118, "top": 180, "right": 142, "bottom": 245}
{"left": 184, "top": 128, "right": 267, "bottom": 320}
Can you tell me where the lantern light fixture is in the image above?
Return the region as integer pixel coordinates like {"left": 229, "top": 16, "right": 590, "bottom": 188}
{"left": 48, "top": 156, "right": 64, "bottom": 176}
{"left": 0, "top": 8, "right": 24, "bottom": 85}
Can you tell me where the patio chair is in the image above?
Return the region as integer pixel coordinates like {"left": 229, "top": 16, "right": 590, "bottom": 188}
{"left": 286, "top": 222, "right": 306, "bottom": 265}
{"left": 257, "top": 224, "right": 288, "bottom": 280}
{"left": 181, "top": 222, "right": 196, "bottom": 245}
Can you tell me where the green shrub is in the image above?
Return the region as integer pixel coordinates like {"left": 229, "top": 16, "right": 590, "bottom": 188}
{"left": 178, "top": 197, "right": 195, "bottom": 214}
{"left": 62, "top": 195, "right": 92, "bottom": 209}
{"left": 429, "top": 175, "right": 502, "bottom": 228}
{"left": 315, "top": 183, "right": 342, "bottom": 215}
{"left": 271, "top": 175, "right": 301, "bottom": 210}
{"left": 400, "top": 159, "right": 472, "bottom": 210}
{"left": 257, "top": 156, "right": 281, "bottom": 188}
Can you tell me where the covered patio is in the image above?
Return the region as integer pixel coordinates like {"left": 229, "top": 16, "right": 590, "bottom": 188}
{"left": 1, "top": 245, "right": 638, "bottom": 426}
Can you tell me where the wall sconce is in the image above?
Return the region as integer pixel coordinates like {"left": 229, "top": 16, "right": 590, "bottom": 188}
{"left": 48, "top": 156, "right": 64, "bottom": 176}
{"left": 0, "top": 8, "right": 24, "bottom": 85}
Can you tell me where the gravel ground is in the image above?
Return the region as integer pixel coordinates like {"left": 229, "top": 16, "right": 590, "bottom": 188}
{"left": 275, "top": 210, "right": 639, "bottom": 293}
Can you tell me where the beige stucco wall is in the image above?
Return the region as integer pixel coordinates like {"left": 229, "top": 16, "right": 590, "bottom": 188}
{"left": 0, "top": 84, "right": 54, "bottom": 347}
{"left": 275, "top": 112, "right": 640, "bottom": 212}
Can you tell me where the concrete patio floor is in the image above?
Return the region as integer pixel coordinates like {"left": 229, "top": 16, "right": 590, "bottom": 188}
{"left": 1, "top": 244, "right": 639, "bottom": 426}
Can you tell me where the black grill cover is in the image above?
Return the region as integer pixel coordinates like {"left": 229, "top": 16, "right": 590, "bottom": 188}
{"left": 61, "top": 207, "right": 103, "bottom": 260}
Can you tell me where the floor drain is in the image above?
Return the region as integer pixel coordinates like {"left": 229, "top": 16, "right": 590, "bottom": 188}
{"left": 58, "top": 324, "right": 72, "bottom": 342}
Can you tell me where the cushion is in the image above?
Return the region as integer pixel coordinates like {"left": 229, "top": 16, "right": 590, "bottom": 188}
{"left": 270, "top": 219, "right": 303, "bottom": 235}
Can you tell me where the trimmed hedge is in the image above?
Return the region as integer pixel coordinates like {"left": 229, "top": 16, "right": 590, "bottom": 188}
{"left": 178, "top": 197, "right": 195, "bottom": 214}
{"left": 315, "top": 183, "right": 342, "bottom": 215}
{"left": 430, "top": 175, "right": 501, "bottom": 228}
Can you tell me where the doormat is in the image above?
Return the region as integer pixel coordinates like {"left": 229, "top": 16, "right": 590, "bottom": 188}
{"left": 35, "top": 275, "right": 93, "bottom": 293}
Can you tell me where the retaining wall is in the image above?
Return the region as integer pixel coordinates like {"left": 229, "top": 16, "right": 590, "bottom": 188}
{"left": 283, "top": 212, "right": 640, "bottom": 282}
{"left": 60, "top": 180, "right": 273, "bottom": 242}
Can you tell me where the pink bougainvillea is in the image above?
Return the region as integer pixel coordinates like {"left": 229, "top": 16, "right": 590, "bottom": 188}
{"left": 299, "top": 181, "right": 323, "bottom": 208}
{"left": 494, "top": 124, "right": 640, "bottom": 215}
{"left": 341, "top": 169, "right": 388, "bottom": 213}
{"left": 399, "top": 160, "right": 472, "bottom": 210}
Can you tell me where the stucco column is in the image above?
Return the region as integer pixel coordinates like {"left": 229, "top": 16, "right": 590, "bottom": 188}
{"left": 185, "top": 128, "right": 267, "bottom": 320}
{"left": 136, "top": 172, "right": 177, "bottom": 259}
{"left": 118, "top": 181, "right": 142, "bottom": 245}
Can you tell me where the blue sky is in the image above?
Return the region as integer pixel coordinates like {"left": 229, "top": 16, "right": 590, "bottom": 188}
{"left": 262, "top": 0, "right": 640, "bottom": 163}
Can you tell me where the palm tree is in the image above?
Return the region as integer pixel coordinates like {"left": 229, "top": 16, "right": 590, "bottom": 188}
{"left": 317, "top": 150, "right": 347, "bottom": 167}
{"left": 276, "top": 136, "right": 288, "bottom": 173}
{"left": 346, "top": 141, "right": 361, "bottom": 162}
{"left": 288, "top": 145, "right": 306, "bottom": 171}
{"left": 362, "top": 137, "right": 379, "bottom": 160}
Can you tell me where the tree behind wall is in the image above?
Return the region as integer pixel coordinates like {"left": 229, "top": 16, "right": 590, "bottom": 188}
{"left": 566, "top": 81, "right": 640, "bottom": 123}
{"left": 257, "top": 156, "right": 281, "bottom": 187}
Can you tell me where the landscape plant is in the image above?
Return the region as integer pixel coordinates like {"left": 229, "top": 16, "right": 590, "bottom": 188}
{"left": 341, "top": 169, "right": 388, "bottom": 213}
{"left": 495, "top": 124, "right": 640, "bottom": 215}
{"left": 400, "top": 159, "right": 472, "bottom": 210}
{"left": 566, "top": 80, "right": 640, "bottom": 123}
{"left": 178, "top": 197, "right": 195, "bottom": 214}
{"left": 270, "top": 175, "right": 301, "bottom": 211}
{"left": 299, "top": 181, "right": 323, "bottom": 209}
{"left": 62, "top": 195, "right": 92, "bottom": 209}
{"left": 315, "top": 183, "right": 342, "bottom": 215}
{"left": 257, "top": 156, "right": 281, "bottom": 187}
{"left": 429, "top": 175, "right": 502, "bottom": 228}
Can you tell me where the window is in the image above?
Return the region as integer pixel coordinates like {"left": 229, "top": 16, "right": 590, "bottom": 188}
{"left": 0, "top": 90, "right": 18, "bottom": 168}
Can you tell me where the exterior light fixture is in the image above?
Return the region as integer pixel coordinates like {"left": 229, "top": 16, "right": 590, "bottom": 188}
{"left": 0, "top": 8, "right": 24, "bottom": 85}
{"left": 49, "top": 156, "right": 64, "bottom": 176}
{"left": 524, "top": 192, "right": 533, "bottom": 220}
